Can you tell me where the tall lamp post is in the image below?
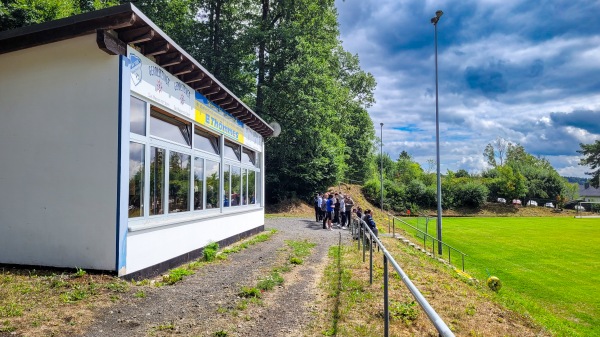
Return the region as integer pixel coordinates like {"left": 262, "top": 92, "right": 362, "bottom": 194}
{"left": 431, "top": 10, "right": 443, "bottom": 254}
{"left": 380, "top": 122, "right": 384, "bottom": 213}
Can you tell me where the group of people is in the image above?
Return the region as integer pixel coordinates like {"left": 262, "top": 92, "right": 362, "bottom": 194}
{"left": 313, "top": 192, "right": 378, "bottom": 237}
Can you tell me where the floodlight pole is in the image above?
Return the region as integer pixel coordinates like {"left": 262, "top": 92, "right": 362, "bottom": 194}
{"left": 380, "top": 123, "right": 384, "bottom": 213}
{"left": 431, "top": 10, "right": 443, "bottom": 254}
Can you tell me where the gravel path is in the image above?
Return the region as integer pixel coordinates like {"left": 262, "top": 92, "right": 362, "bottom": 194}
{"left": 82, "top": 217, "right": 351, "bottom": 337}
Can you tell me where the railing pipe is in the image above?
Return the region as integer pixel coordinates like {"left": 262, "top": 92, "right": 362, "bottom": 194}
{"left": 383, "top": 254, "right": 389, "bottom": 337}
{"left": 363, "top": 222, "right": 455, "bottom": 337}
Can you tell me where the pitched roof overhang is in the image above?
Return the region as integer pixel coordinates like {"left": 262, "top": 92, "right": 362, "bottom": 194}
{"left": 0, "top": 4, "right": 274, "bottom": 137}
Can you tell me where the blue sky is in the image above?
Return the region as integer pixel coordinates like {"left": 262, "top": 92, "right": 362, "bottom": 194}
{"left": 335, "top": 0, "right": 600, "bottom": 178}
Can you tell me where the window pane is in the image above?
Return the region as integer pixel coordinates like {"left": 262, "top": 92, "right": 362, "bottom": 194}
{"left": 224, "top": 141, "right": 241, "bottom": 161}
{"left": 206, "top": 160, "right": 220, "bottom": 209}
{"left": 130, "top": 96, "right": 146, "bottom": 136}
{"left": 249, "top": 171, "right": 256, "bottom": 204}
{"left": 128, "top": 142, "right": 144, "bottom": 217}
{"left": 231, "top": 166, "right": 241, "bottom": 206}
{"left": 169, "top": 151, "right": 190, "bottom": 213}
{"left": 242, "top": 149, "right": 255, "bottom": 165}
{"left": 150, "top": 110, "right": 191, "bottom": 146}
{"left": 194, "top": 158, "right": 204, "bottom": 210}
{"left": 242, "top": 169, "right": 248, "bottom": 205}
{"left": 224, "top": 164, "right": 230, "bottom": 207}
{"left": 194, "top": 128, "right": 219, "bottom": 154}
{"left": 150, "top": 147, "right": 165, "bottom": 215}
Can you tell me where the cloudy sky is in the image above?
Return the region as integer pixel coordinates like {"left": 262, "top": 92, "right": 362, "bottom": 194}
{"left": 335, "top": 0, "right": 600, "bottom": 178}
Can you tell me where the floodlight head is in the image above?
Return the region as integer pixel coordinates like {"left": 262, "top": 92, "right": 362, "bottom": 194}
{"left": 269, "top": 121, "right": 281, "bottom": 137}
{"left": 380, "top": 122, "right": 383, "bottom": 126}
{"left": 436, "top": 10, "right": 443, "bottom": 18}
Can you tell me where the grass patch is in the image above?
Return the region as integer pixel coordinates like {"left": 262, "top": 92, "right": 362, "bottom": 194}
{"left": 238, "top": 286, "right": 262, "bottom": 299}
{"left": 160, "top": 268, "right": 194, "bottom": 286}
{"left": 411, "top": 217, "right": 600, "bottom": 337}
{"left": 203, "top": 242, "right": 219, "bottom": 262}
{"left": 256, "top": 271, "right": 284, "bottom": 291}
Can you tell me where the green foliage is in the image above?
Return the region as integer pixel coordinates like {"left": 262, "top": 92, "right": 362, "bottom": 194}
{"left": 203, "top": 242, "right": 219, "bottom": 262}
{"left": 73, "top": 268, "right": 86, "bottom": 278}
{"left": 578, "top": 140, "right": 600, "bottom": 188}
{"left": 256, "top": 271, "right": 284, "bottom": 291}
{"left": 289, "top": 256, "right": 303, "bottom": 265}
{"left": 390, "top": 300, "right": 419, "bottom": 325}
{"left": 238, "top": 286, "right": 261, "bottom": 298}
{"left": 213, "top": 330, "right": 228, "bottom": 337}
{"left": 161, "top": 268, "right": 194, "bottom": 285}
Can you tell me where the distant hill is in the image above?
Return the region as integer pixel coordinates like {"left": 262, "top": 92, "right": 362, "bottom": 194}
{"left": 564, "top": 176, "right": 589, "bottom": 184}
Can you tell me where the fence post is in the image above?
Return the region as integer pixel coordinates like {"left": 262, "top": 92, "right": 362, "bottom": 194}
{"left": 362, "top": 223, "right": 366, "bottom": 263}
{"left": 384, "top": 254, "right": 389, "bottom": 337}
{"left": 369, "top": 233, "right": 373, "bottom": 285}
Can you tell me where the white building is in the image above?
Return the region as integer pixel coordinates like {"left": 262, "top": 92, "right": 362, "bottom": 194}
{"left": 0, "top": 4, "right": 273, "bottom": 278}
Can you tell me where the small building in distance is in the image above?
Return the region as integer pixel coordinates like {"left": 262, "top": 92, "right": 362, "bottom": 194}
{"left": 0, "top": 4, "right": 273, "bottom": 278}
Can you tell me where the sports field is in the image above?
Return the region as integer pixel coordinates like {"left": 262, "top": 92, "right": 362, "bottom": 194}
{"left": 405, "top": 217, "right": 600, "bottom": 337}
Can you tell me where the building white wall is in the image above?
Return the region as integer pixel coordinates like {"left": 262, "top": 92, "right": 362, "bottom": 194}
{"left": 0, "top": 35, "right": 120, "bottom": 270}
{"left": 126, "top": 208, "right": 264, "bottom": 274}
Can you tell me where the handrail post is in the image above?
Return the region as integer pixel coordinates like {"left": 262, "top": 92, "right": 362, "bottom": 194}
{"left": 383, "top": 254, "right": 389, "bottom": 337}
{"left": 362, "top": 223, "right": 366, "bottom": 263}
{"left": 392, "top": 216, "right": 395, "bottom": 237}
{"left": 369, "top": 233, "right": 373, "bottom": 285}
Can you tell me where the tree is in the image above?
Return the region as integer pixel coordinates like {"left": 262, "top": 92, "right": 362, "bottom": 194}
{"left": 578, "top": 140, "right": 600, "bottom": 188}
{"left": 483, "top": 137, "right": 509, "bottom": 167}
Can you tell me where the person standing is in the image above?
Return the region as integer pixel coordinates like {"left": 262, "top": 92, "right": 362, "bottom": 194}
{"left": 339, "top": 195, "right": 346, "bottom": 228}
{"left": 314, "top": 193, "right": 322, "bottom": 222}
{"left": 325, "top": 194, "right": 335, "bottom": 230}
{"left": 333, "top": 193, "right": 341, "bottom": 227}
{"left": 344, "top": 195, "right": 354, "bottom": 229}
{"left": 321, "top": 192, "right": 328, "bottom": 229}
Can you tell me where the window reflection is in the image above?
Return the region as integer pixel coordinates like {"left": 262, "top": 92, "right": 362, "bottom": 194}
{"left": 169, "top": 151, "right": 190, "bottom": 213}
{"left": 242, "top": 169, "right": 248, "bottom": 205}
{"left": 224, "top": 141, "right": 241, "bottom": 161}
{"left": 224, "top": 164, "right": 231, "bottom": 207}
{"left": 130, "top": 96, "right": 146, "bottom": 136}
{"left": 150, "top": 147, "right": 165, "bottom": 215}
{"left": 249, "top": 171, "right": 256, "bottom": 204}
{"left": 194, "top": 128, "right": 219, "bottom": 154}
{"left": 231, "top": 166, "right": 241, "bottom": 206}
{"left": 128, "top": 142, "right": 144, "bottom": 217}
{"left": 206, "top": 160, "right": 220, "bottom": 209}
{"left": 242, "top": 148, "right": 255, "bottom": 165}
{"left": 150, "top": 110, "right": 191, "bottom": 146}
{"left": 194, "top": 158, "right": 204, "bottom": 210}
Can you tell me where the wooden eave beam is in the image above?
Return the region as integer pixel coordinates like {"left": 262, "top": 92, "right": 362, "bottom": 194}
{"left": 156, "top": 52, "right": 183, "bottom": 67}
{"left": 203, "top": 86, "right": 221, "bottom": 97}
{"left": 170, "top": 62, "right": 195, "bottom": 76}
{"left": 183, "top": 71, "right": 205, "bottom": 84}
{"left": 143, "top": 40, "right": 170, "bottom": 56}
{"left": 219, "top": 97, "right": 234, "bottom": 106}
{"left": 222, "top": 102, "right": 239, "bottom": 110}
{"left": 96, "top": 29, "right": 126, "bottom": 55}
{"left": 194, "top": 78, "right": 213, "bottom": 90}
{"left": 119, "top": 26, "right": 154, "bottom": 44}
{"left": 211, "top": 92, "right": 229, "bottom": 101}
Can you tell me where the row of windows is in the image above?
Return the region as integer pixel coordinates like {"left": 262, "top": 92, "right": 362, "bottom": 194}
{"left": 127, "top": 96, "right": 260, "bottom": 220}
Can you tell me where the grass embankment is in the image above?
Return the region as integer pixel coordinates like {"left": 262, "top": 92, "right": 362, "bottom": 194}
{"left": 311, "top": 234, "right": 548, "bottom": 336}
{"left": 402, "top": 216, "right": 600, "bottom": 337}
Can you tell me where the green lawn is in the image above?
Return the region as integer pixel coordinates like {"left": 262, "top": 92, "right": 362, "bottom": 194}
{"left": 400, "top": 216, "right": 600, "bottom": 337}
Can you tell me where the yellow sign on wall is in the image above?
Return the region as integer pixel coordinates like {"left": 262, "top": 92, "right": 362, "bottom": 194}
{"left": 195, "top": 92, "right": 244, "bottom": 142}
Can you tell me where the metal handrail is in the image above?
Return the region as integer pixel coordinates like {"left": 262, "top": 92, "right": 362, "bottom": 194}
{"left": 351, "top": 217, "right": 455, "bottom": 337}
{"left": 388, "top": 214, "right": 467, "bottom": 271}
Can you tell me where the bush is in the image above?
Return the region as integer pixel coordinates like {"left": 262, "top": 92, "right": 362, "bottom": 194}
{"left": 203, "top": 242, "right": 219, "bottom": 262}
{"left": 455, "top": 182, "right": 489, "bottom": 208}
